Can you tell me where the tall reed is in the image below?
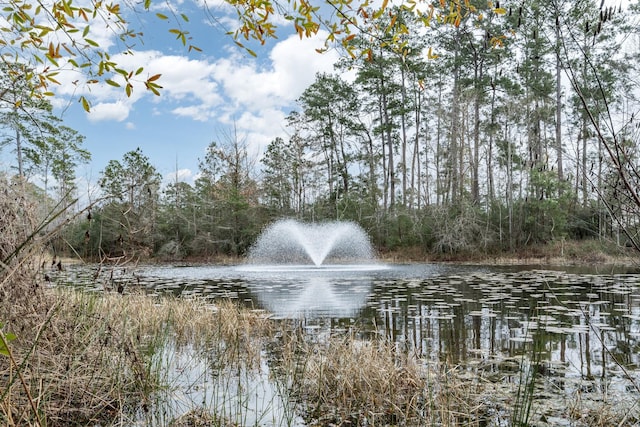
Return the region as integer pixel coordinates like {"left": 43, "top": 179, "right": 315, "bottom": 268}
{"left": 271, "top": 325, "right": 429, "bottom": 426}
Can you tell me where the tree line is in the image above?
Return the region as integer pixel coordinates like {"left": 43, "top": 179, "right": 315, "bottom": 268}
{"left": 3, "top": 0, "right": 640, "bottom": 261}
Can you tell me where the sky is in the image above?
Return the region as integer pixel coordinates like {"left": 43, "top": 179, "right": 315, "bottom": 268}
{"left": 41, "top": 0, "right": 344, "bottom": 197}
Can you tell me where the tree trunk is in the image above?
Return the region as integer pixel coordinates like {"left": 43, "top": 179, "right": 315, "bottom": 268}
{"left": 450, "top": 55, "right": 461, "bottom": 204}
{"left": 400, "top": 66, "right": 408, "bottom": 207}
{"left": 555, "top": 17, "right": 564, "bottom": 190}
{"left": 472, "top": 54, "right": 483, "bottom": 204}
{"left": 380, "top": 75, "right": 395, "bottom": 211}
{"left": 436, "top": 81, "right": 443, "bottom": 206}
{"left": 378, "top": 81, "right": 388, "bottom": 212}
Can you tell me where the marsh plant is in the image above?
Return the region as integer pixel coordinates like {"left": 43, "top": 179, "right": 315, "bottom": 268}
{"left": 2, "top": 286, "right": 175, "bottom": 424}
{"left": 0, "top": 173, "right": 276, "bottom": 425}
{"left": 267, "top": 324, "right": 515, "bottom": 427}
{"left": 265, "top": 325, "right": 429, "bottom": 425}
{"left": 3, "top": 281, "right": 639, "bottom": 426}
{"left": 1, "top": 281, "right": 280, "bottom": 426}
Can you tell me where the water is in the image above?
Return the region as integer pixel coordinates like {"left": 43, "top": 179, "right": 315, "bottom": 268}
{"left": 54, "top": 262, "right": 640, "bottom": 424}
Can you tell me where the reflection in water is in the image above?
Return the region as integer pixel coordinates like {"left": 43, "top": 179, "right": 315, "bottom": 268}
{"left": 63, "top": 264, "right": 640, "bottom": 384}
{"left": 368, "top": 270, "right": 640, "bottom": 400}
{"left": 144, "top": 344, "right": 303, "bottom": 427}
{"left": 124, "top": 264, "right": 640, "bottom": 386}
{"left": 248, "top": 276, "right": 372, "bottom": 318}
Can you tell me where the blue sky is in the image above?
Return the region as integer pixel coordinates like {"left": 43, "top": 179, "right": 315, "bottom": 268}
{"left": 43, "top": 1, "right": 342, "bottom": 197}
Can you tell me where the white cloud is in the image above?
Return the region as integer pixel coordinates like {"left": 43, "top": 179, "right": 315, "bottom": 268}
{"left": 210, "top": 31, "right": 337, "bottom": 113}
{"left": 195, "top": 0, "right": 232, "bottom": 10}
{"left": 235, "top": 109, "right": 287, "bottom": 146}
{"left": 205, "top": 31, "right": 338, "bottom": 142}
{"left": 144, "top": 54, "right": 221, "bottom": 104}
{"left": 172, "top": 105, "right": 214, "bottom": 122}
{"left": 67, "top": 28, "right": 342, "bottom": 152}
{"left": 164, "top": 168, "right": 194, "bottom": 184}
{"left": 269, "top": 32, "right": 339, "bottom": 95}
{"left": 63, "top": 50, "right": 221, "bottom": 122}
{"left": 87, "top": 100, "right": 131, "bottom": 122}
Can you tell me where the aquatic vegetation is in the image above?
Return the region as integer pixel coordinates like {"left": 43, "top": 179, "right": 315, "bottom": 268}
{"left": 4, "top": 259, "right": 640, "bottom": 425}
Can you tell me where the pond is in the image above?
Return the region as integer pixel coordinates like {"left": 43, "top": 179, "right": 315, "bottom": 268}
{"left": 57, "top": 261, "right": 640, "bottom": 425}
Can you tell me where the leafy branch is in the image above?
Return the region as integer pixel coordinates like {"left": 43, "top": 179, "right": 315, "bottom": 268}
{"left": 0, "top": 0, "right": 509, "bottom": 107}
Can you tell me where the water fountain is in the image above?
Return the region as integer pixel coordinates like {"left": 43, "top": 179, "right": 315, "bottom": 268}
{"left": 245, "top": 219, "right": 377, "bottom": 267}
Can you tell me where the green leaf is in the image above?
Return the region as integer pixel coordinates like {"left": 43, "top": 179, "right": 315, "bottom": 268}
{"left": 46, "top": 56, "right": 59, "bottom": 67}
{"left": 0, "top": 327, "right": 16, "bottom": 357}
{"left": 80, "top": 96, "right": 90, "bottom": 112}
{"left": 156, "top": 13, "right": 168, "bottom": 20}
{"left": 47, "top": 74, "right": 61, "bottom": 84}
{"left": 62, "top": 0, "right": 74, "bottom": 17}
{"left": 145, "top": 81, "right": 162, "bottom": 96}
{"left": 105, "top": 79, "right": 120, "bottom": 87}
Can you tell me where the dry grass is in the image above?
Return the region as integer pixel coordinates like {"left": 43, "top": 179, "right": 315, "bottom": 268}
{"left": 382, "top": 238, "right": 639, "bottom": 267}
{"left": 272, "top": 328, "right": 427, "bottom": 426}
{"left": 3, "top": 286, "right": 636, "bottom": 427}
{"left": 168, "top": 408, "right": 236, "bottom": 427}
{"left": 1, "top": 286, "right": 273, "bottom": 426}
{"left": 269, "top": 328, "right": 521, "bottom": 427}
{"left": 0, "top": 175, "right": 279, "bottom": 425}
{"left": 0, "top": 175, "right": 132, "bottom": 425}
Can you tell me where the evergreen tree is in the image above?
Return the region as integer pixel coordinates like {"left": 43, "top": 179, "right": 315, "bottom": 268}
{"left": 96, "top": 148, "right": 161, "bottom": 258}
{"left": 195, "top": 128, "right": 260, "bottom": 256}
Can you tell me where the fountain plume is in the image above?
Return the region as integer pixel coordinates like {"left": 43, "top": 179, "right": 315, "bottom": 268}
{"left": 247, "top": 220, "right": 374, "bottom": 266}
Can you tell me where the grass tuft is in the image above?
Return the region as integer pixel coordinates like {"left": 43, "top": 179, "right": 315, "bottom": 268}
{"left": 273, "top": 328, "right": 428, "bottom": 425}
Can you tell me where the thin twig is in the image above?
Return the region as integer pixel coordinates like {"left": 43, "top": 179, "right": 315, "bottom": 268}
{"left": 0, "top": 329, "right": 42, "bottom": 427}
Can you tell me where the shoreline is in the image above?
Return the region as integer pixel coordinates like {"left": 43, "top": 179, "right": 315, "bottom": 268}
{"left": 51, "top": 239, "right": 640, "bottom": 270}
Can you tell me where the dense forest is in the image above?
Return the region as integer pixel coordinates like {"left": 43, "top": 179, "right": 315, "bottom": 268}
{"left": 4, "top": 0, "right": 640, "bottom": 261}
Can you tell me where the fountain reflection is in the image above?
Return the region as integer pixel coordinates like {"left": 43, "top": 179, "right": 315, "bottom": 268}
{"left": 248, "top": 276, "right": 373, "bottom": 318}
{"left": 243, "top": 219, "right": 381, "bottom": 318}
